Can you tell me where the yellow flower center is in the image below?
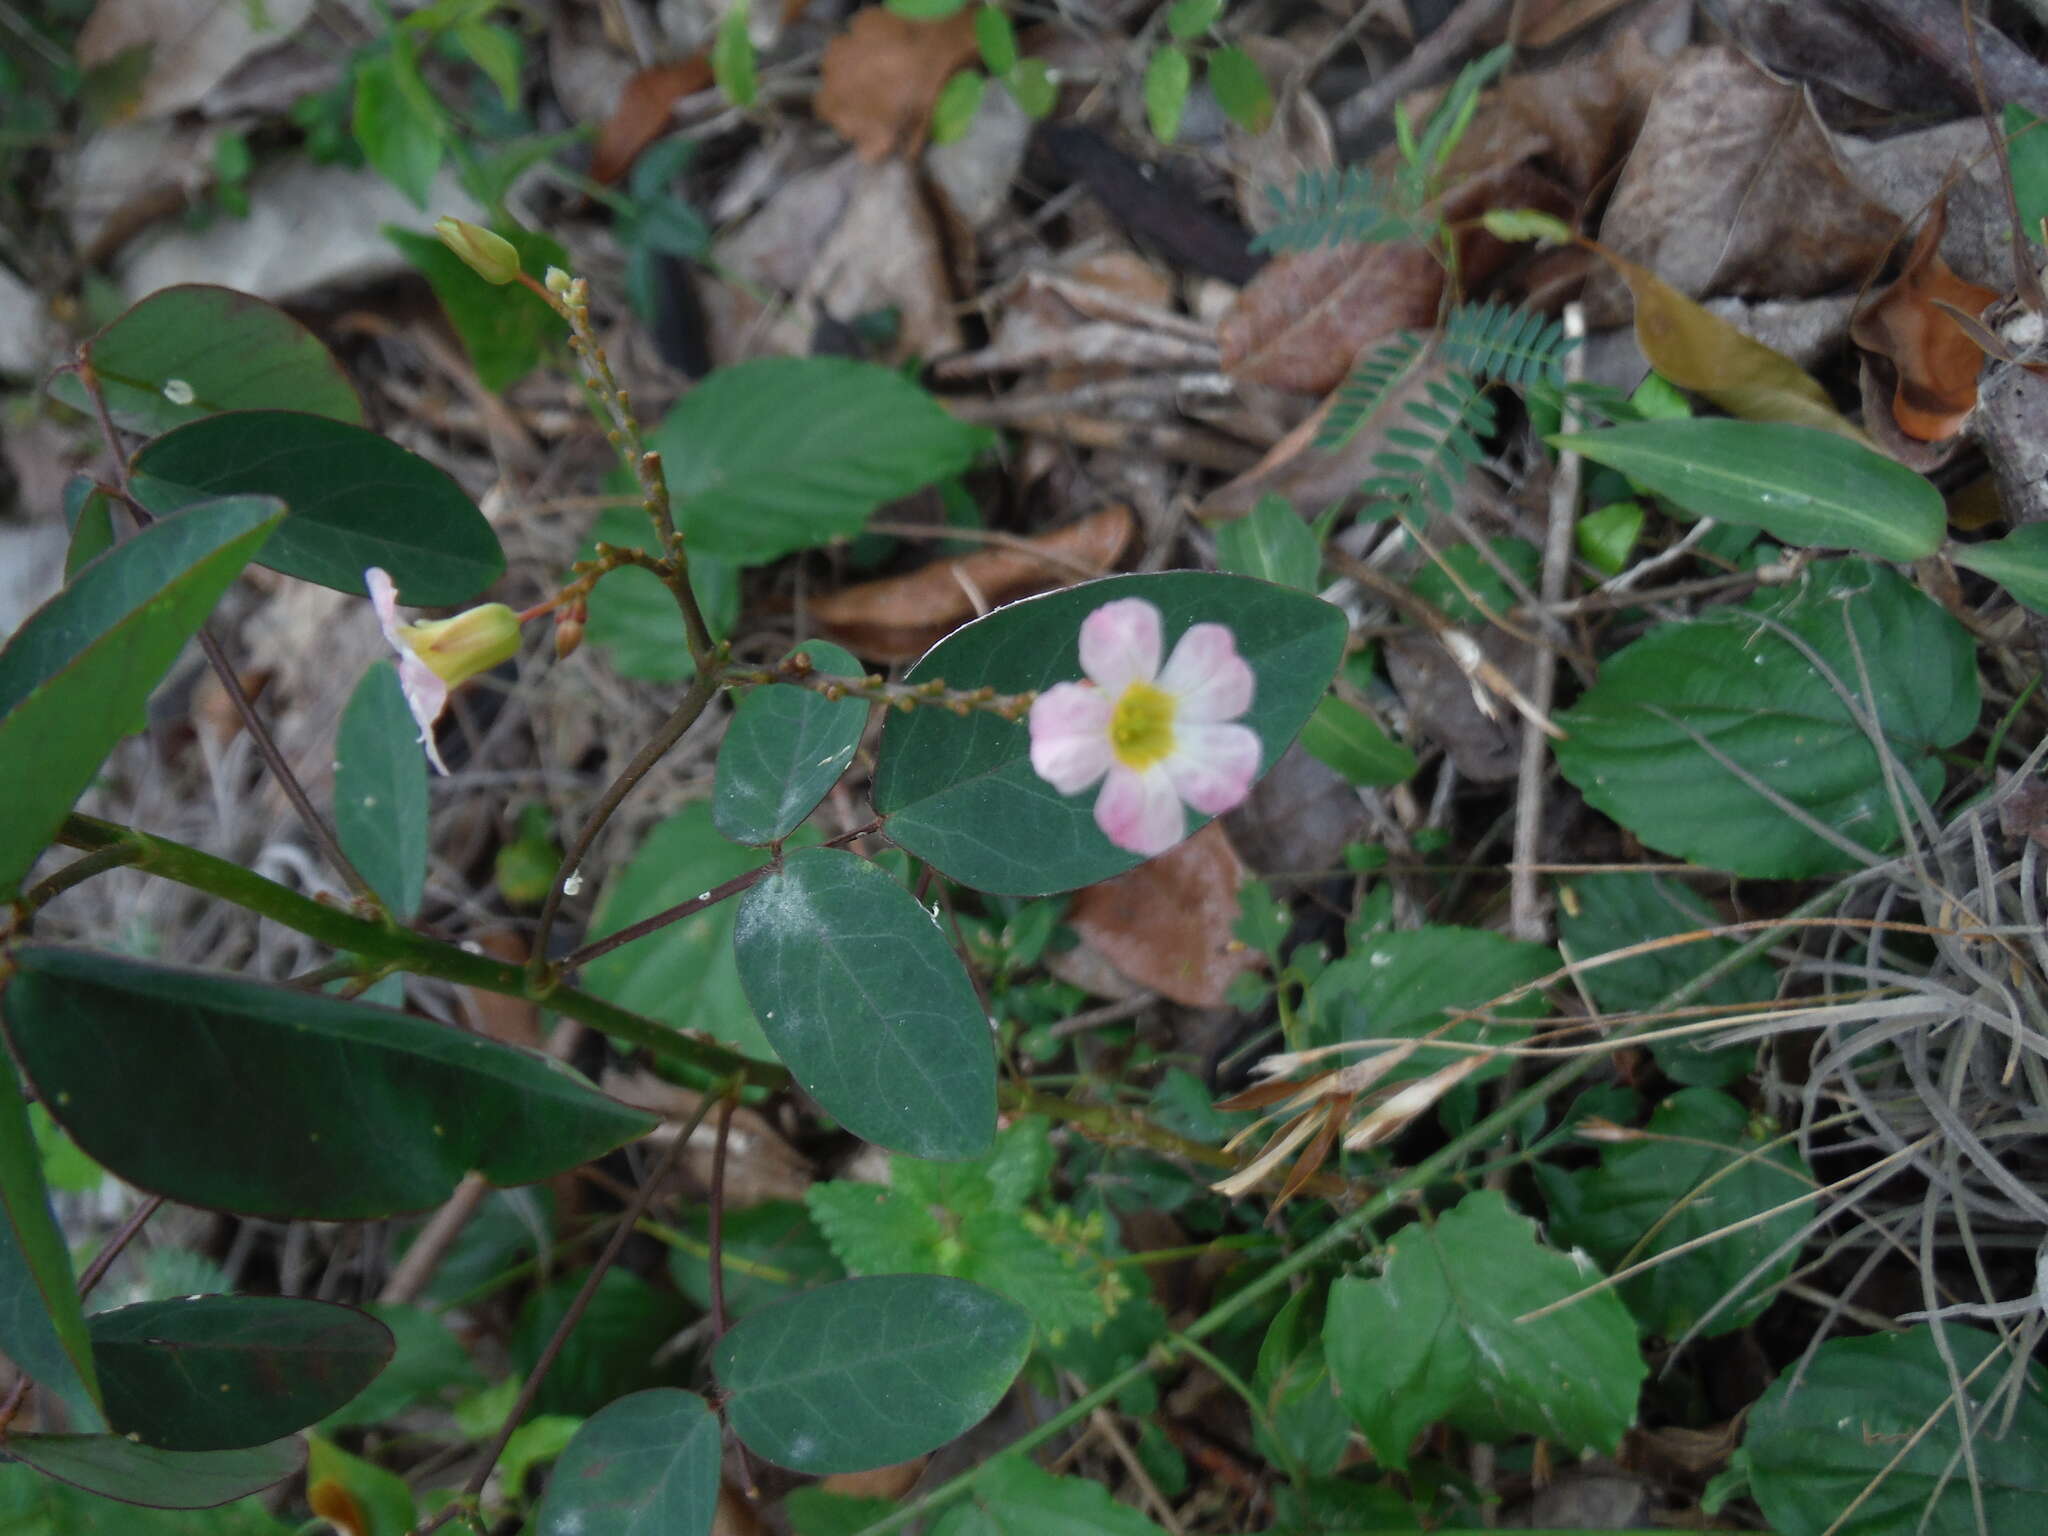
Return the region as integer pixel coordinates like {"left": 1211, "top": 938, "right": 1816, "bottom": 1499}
{"left": 1109, "top": 681, "right": 1177, "bottom": 769}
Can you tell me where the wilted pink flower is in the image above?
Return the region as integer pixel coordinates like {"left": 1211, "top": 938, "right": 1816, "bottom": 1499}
{"left": 1028, "top": 597, "right": 1260, "bottom": 857}
{"left": 366, "top": 568, "right": 519, "bottom": 775}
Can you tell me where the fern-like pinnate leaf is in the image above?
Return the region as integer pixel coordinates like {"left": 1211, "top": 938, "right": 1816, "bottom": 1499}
{"left": 1361, "top": 369, "right": 1496, "bottom": 522}
{"left": 1441, "top": 301, "right": 1579, "bottom": 386}
{"left": 1317, "top": 331, "right": 1427, "bottom": 452}
{"left": 1252, "top": 168, "right": 1424, "bottom": 253}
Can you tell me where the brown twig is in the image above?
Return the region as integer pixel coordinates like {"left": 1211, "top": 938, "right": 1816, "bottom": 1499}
{"left": 1330, "top": 0, "right": 1515, "bottom": 143}
{"left": 75, "top": 1193, "right": 167, "bottom": 1298}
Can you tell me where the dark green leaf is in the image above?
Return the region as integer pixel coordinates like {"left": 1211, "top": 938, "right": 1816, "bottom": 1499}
{"left": 1299, "top": 696, "right": 1417, "bottom": 787}
{"left": 716, "top": 1275, "right": 1031, "bottom": 1473}
{"left": 1212, "top": 494, "right": 1320, "bottom": 592}
{"left": 714, "top": 642, "right": 868, "bottom": 844}
{"left": 531, "top": 1389, "right": 721, "bottom": 1536}
{"left": 873, "top": 572, "right": 1346, "bottom": 895}
{"left": 46, "top": 286, "right": 363, "bottom": 435}
{"left": 0, "top": 1465, "right": 291, "bottom": 1534}
{"left": 353, "top": 51, "right": 441, "bottom": 207}
{"left": 1254, "top": 1288, "right": 1349, "bottom": 1478}
{"left": 734, "top": 847, "right": 995, "bottom": 1159}
{"left": 90, "top": 1297, "right": 392, "bottom": 1452}
{"left": 1952, "top": 522, "right": 2048, "bottom": 614}
{"left": 5, "top": 947, "right": 655, "bottom": 1219}
{"left": 931, "top": 1453, "right": 1168, "bottom": 1534}
{"left": 0, "top": 495, "right": 282, "bottom": 899}
{"left": 581, "top": 507, "right": 737, "bottom": 680}
{"left": 131, "top": 411, "right": 503, "bottom": 605}
{"left": 61, "top": 476, "right": 116, "bottom": 579}
{"left": 387, "top": 224, "right": 567, "bottom": 392}
{"left": 2005, "top": 104, "right": 2048, "bottom": 245}
{"left": 667, "top": 1200, "right": 843, "bottom": 1320}
{"left": 1552, "top": 420, "right": 1945, "bottom": 561}
{"left": 509, "top": 1270, "right": 686, "bottom": 1417}
{"left": 3, "top": 1435, "right": 303, "bottom": 1511}
{"left": 1144, "top": 46, "right": 1191, "bottom": 142}
{"left": 1208, "top": 46, "right": 1273, "bottom": 133}
{"left": 1555, "top": 560, "right": 1978, "bottom": 876}
{"left": 334, "top": 662, "right": 428, "bottom": 919}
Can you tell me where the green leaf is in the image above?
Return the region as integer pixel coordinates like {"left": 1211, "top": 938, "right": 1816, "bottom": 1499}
{"left": 1551, "top": 420, "right": 1945, "bottom": 562}
{"left": 531, "top": 1389, "right": 721, "bottom": 1536}
{"left": 873, "top": 572, "right": 1346, "bottom": 895}
{"left": 974, "top": 6, "right": 1017, "bottom": 73}
{"left": 1006, "top": 57, "right": 1056, "bottom": 118}
{"left": 1408, "top": 535, "right": 1539, "bottom": 625}
{"left": 1542, "top": 1090, "right": 1811, "bottom": 1338}
{"left": 306, "top": 1435, "right": 414, "bottom": 1536}
{"left": 1213, "top": 493, "right": 1320, "bottom": 592}
{"left": 1144, "top": 46, "right": 1191, "bottom": 142}
{"left": 4, "top": 947, "right": 655, "bottom": 1219}
{"left": 667, "top": 1200, "right": 843, "bottom": 1321}
{"left": 886, "top": 0, "right": 970, "bottom": 15}
{"left": 0, "top": 1466, "right": 292, "bottom": 1534}
{"left": 46, "top": 286, "right": 363, "bottom": 435}
{"left": 334, "top": 661, "right": 429, "bottom": 919}
{"left": 1299, "top": 696, "right": 1417, "bottom": 787}
{"left": 1744, "top": 1326, "right": 2048, "bottom": 1535}
{"left": 387, "top": 223, "right": 567, "bottom": 392}
{"left": 2005, "top": 104, "right": 2048, "bottom": 244}
{"left": 455, "top": 19, "right": 522, "bottom": 108}
{"left": 1254, "top": 1288, "right": 1350, "bottom": 1478}
{"left": 3, "top": 1435, "right": 303, "bottom": 1511}
{"left": 0, "top": 495, "right": 282, "bottom": 900}
{"left": 322, "top": 1302, "right": 481, "bottom": 1428}
{"left": 716, "top": 1275, "right": 1032, "bottom": 1473}
{"left": 580, "top": 803, "right": 795, "bottom": 1061}
{"left": 509, "top": 1269, "right": 686, "bottom": 1417}
{"left": 714, "top": 642, "right": 869, "bottom": 844}
{"left": 1952, "top": 521, "right": 2048, "bottom": 614}
{"left": 1326, "top": 1189, "right": 1644, "bottom": 1470}
{"left": 932, "top": 69, "right": 985, "bottom": 145}
{"left": 713, "top": 0, "right": 757, "bottom": 107}
{"left": 1555, "top": 560, "right": 1978, "bottom": 877}
{"left": 734, "top": 847, "right": 995, "bottom": 1159}
{"left": 1576, "top": 500, "right": 1644, "bottom": 577}
{"left": 353, "top": 50, "right": 441, "bottom": 207}
{"left": 131, "top": 411, "right": 504, "bottom": 605}
{"left": 1166, "top": 0, "right": 1223, "bottom": 40}
{"left": 62, "top": 477, "right": 118, "bottom": 579}
{"left": 0, "top": 1049, "right": 104, "bottom": 1430}
{"left": 89, "top": 1297, "right": 392, "bottom": 1452}
{"left": 580, "top": 506, "right": 737, "bottom": 680}
{"left": 646, "top": 358, "right": 991, "bottom": 566}
{"left": 932, "top": 1453, "right": 1169, "bottom": 1534}
{"left": 1208, "top": 46, "right": 1273, "bottom": 133}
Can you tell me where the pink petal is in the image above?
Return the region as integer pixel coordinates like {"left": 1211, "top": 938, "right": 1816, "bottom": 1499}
{"left": 366, "top": 567, "right": 451, "bottom": 775}
{"left": 1156, "top": 623, "right": 1255, "bottom": 722}
{"left": 365, "top": 567, "right": 407, "bottom": 650}
{"left": 1094, "top": 763, "right": 1187, "bottom": 856}
{"left": 1163, "top": 723, "right": 1261, "bottom": 815}
{"left": 1078, "top": 598, "right": 1162, "bottom": 694}
{"left": 1029, "top": 683, "right": 1114, "bottom": 793}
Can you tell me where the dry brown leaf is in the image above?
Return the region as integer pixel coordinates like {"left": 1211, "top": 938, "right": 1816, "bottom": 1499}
{"left": 816, "top": 8, "right": 981, "bottom": 162}
{"left": 820, "top": 1459, "right": 928, "bottom": 1502}
{"left": 811, "top": 505, "right": 1134, "bottom": 663}
{"left": 1067, "top": 823, "right": 1259, "bottom": 1008}
{"left": 1850, "top": 200, "right": 2000, "bottom": 442}
{"left": 590, "top": 59, "right": 712, "bottom": 185}
{"left": 79, "top": 0, "right": 315, "bottom": 119}
{"left": 1588, "top": 46, "right": 1900, "bottom": 323}
{"left": 1386, "top": 628, "right": 1521, "bottom": 785}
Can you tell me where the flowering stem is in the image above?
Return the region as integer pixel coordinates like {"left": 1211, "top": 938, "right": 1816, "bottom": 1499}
{"left": 720, "top": 656, "right": 1036, "bottom": 721}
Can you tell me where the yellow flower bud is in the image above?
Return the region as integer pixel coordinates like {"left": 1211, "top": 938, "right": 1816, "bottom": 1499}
{"left": 396, "top": 603, "right": 521, "bottom": 687}
{"left": 433, "top": 218, "right": 522, "bottom": 285}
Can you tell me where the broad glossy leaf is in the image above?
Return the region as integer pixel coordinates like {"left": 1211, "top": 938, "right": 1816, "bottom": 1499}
{"left": 387, "top": 225, "right": 567, "bottom": 393}
{"left": 931, "top": 1453, "right": 1169, "bottom": 1535}
{"left": 334, "top": 661, "right": 428, "bottom": 918}
{"left": 4, "top": 1435, "right": 303, "bottom": 1510}
{"left": 46, "top": 285, "right": 363, "bottom": 435}
{"left": 1213, "top": 493, "right": 1320, "bottom": 592}
{"left": 734, "top": 847, "right": 994, "bottom": 1159}
{"left": 91, "top": 1296, "right": 393, "bottom": 1451}
{"left": 1299, "top": 696, "right": 1417, "bottom": 787}
{"left": 1553, "top": 420, "right": 1944, "bottom": 561}
{"left": 716, "top": 1275, "right": 1032, "bottom": 1473}
{"left": 1952, "top": 522, "right": 2048, "bottom": 615}
{"left": 0, "top": 1050, "right": 103, "bottom": 1429}
{"left": 0, "top": 495, "right": 282, "bottom": 899}
{"left": 1745, "top": 1326, "right": 2048, "bottom": 1536}
{"left": 531, "top": 1389, "right": 721, "bottom": 1536}
{"left": 1541, "top": 1089, "right": 1811, "bottom": 1338}
{"left": 648, "top": 358, "right": 991, "bottom": 565}
{"left": 1555, "top": 560, "right": 1977, "bottom": 876}
{"left": 131, "top": 411, "right": 503, "bottom": 604}
{"left": 714, "top": 642, "right": 869, "bottom": 844}
{"left": 1326, "top": 1190, "right": 1643, "bottom": 1470}
{"left": 873, "top": 572, "right": 1346, "bottom": 895}
{"left": 5, "top": 947, "right": 655, "bottom": 1219}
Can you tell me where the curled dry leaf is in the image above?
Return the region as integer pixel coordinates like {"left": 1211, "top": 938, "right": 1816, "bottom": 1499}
{"left": 589, "top": 59, "right": 712, "bottom": 184}
{"left": 816, "top": 7, "right": 981, "bottom": 162}
{"left": 810, "top": 504, "right": 1134, "bottom": 663}
{"left": 1066, "top": 822, "right": 1259, "bottom": 1009}
{"left": 1850, "top": 200, "right": 2000, "bottom": 442}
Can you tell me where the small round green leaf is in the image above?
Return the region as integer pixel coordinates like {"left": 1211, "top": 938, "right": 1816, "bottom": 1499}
{"left": 1952, "top": 521, "right": 2048, "bottom": 614}
{"left": 932, "top": 69, "right": 986, "bottom": 145}
{"left": 1144, "top": 45, "right": 1192, "bottom": 143}
{"left": 91, "top": 1296, "right": 394, "bottom": 1452}
{"left": 734, "top": 848, "right": 995, "bottom": 1159}
{"left": 4, "top": 1434, "right": 304, "bottom": 1510}
{"left": 716, "top": 1275, "right": 1032, "bottom": 1473}
{"left": 131, "top": 411, "right": 504, "bottom": 604}
{"left": 334, "top": 661, "right": 429, "bottom": 918}
{"left": 4, "top": 947, "right": 656, "bottom": 1219}
{"left": 45, "top": 285, "right": 363, "bottom": 436}
{"left": 714, "top": 642, "right": 869, "bottom": 844}
{"left": 872, "top": 572, "right": 1346, "bottom": 895}
{"left": 531, "top": 1389, "right": 721, "bottom": 1536}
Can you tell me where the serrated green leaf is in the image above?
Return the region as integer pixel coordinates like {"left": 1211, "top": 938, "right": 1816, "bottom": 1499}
{"left": 1208, "top": 46, "right": 1272, "bottom": 133}
{"left": 387, "top": 223, "right": 567, "bottom": 392}
{"left": 933, "top": 1453, "right": 1169, "bottom": 1534}
{"left": 1213, "top": 493, "right": 1319, "bottom": 591}
{"left": 334, "top": 662, "right": 428, "bottom": 919}
{"left": 932, "top": 69, "right": 985, "bottom": 144}
{"left": 531, "top": 1389, "right": 720, "bottom": 1536}
{"left": 4, "top": 1434, "right": 303, "bottom": 1511}
{"left": 714, "top": 642, "right": 868, "bottom": 844}
{"left": 714, "top": 0, "right": 758, "bottom": 107}
{"left": 1326, "top": 1190, "right": 1644, "bottom": 1469}
{"left": 1299, "top": 696, "right": 1417, "bottom": 787}
{"left": 716, "top": 1275, "right": 1032, "bottom": 1473}
{"left": 1144, "top": 46, "right": 1191, "bottom": 142}
{"left": 1952, "top": 521, "right": 2048, "bottom": 614}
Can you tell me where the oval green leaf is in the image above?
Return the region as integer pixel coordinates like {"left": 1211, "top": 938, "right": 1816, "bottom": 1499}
{"left": 713, "top": 643, "right": 868, "bottom": 845}
{"left": 0, "top": 495, "right": 283, "bottom": 899}
{"left": 334, "top": 661, "right": 429, "bottom": 918}
{"left": 1208, "top": 45, "right": 1273, "bottom": 133}
{"left": 130, "top": 411, "right": 503, "bottom": 604}
{"left": 4, "top": 1434, "right": 304, "bottom": 1510}
{"left": 91, "top": 1296, "right": 394, "bottom": 1452}
{"left": 716, "top": 1275, "right": 1032, "bottom": 1473}
{"left": 1144, "top": 44, "right": 1191, "bottom": 142}
{"left": 734, "top": 847, "right": 994, "bottom": 1159}
{"left": 47, "top": 285, "right": 364, "bottom": 436}
{"left": 1952, "top": 521, "right": 2048, "bottom": 614}
{"left": 1299, "top": 696, "right": 1417, "bottom": 787}
{"left": 531, "top": 1388, "right": 721, "bottom": 1536}
{"left": 4, "top": 947, "right": 656, "bottom": 1219}
{"left": 1550, "top": 419, "right": 1945, "bottom": 561}
{"left": 872, "top": 572, "right": 1346, "bottom": 895}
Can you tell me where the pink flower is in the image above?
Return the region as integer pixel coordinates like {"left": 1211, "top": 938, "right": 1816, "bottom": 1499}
{"left": 1028, "top": 597, "right": 1261, "bottom": 857}
{"left": 366, "top": 568, "right": 519, "bottom": 775}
